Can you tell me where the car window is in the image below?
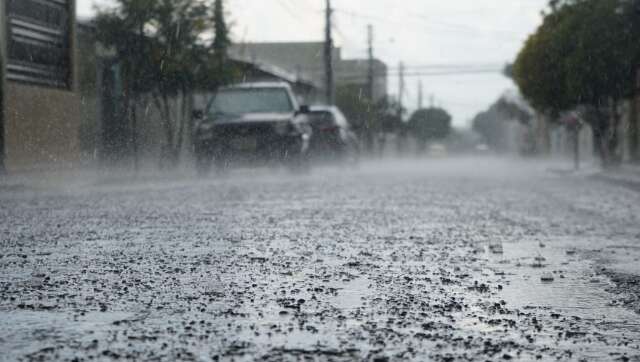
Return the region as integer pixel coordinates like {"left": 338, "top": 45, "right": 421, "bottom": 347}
{"left": 308, "top": 111, "right": 336, "bottom": 128}
{"left": 208, "top": 88, "right": 294, "bottom": 115}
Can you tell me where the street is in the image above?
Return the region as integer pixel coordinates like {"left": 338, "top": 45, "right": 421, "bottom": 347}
{"left": 1, "top": 157, "right": 640, "bottom": 361}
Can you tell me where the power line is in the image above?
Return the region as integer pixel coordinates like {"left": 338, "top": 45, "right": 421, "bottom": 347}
{"left": 367, "top": 24, "right": 375, "bottom": 100}
{"left": 301, "top": 67, "right": 503, "bottom": 77}
{"left": 333, "top": 8, "right": 523, "bottom": 41}
{"left": 294, "top": 63, "right": 507, "bottom": 72}
{"left": 335, "top": 68, "right": 503, "bottom": 81}
{"left": 398, "top": 61, "right": 405, "bottom": 120}
{"left": 274, "top": 0, "right": 308, "bottom": 28}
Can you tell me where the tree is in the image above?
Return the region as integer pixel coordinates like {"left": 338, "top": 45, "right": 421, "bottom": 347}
{"left": 472, "top": 94, "right": 533, "bottom": 153}
{"left": 336, "top": 84, "right": 377, "bottom": 153}
{"left": 95, "top": 0, "right": 158, "bottom": 167}
{"left": 148, "top": 0, "right": 211, "bottom": 168}
{"left": 407, "top": 107, "right": 452, "bottom": 151}
{"left": 513, "top": 0, "right": 640, "bottom": 165}
{"left": 375, "top": 97, "right": 404, "bottom": 134}
{"left": 336, "top": 86, "right": 404, "bottom": 155}
{"left": 96, "top": 0, "right": 235, "bottom": 169}
{"left": 212, "top": 0, "right": 231, "bottom": 63}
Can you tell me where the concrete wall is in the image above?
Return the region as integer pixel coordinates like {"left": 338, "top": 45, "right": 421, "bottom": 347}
{"left": 0, "top": 0, "right": 6, "bottom": 172}
{"left": 3, "top": 0, "right": 83, "bottom": 172}
{"left": 76, "top": 26, "right": 100, "bottom": 162}
{"left": 5, "top": 83, "right": 82, "bottom": 171}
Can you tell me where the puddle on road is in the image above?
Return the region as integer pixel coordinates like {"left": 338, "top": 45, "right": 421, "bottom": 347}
{"left": 467, "top": 239, "right": 640, "bottom": 360}
{"left": 482, "top": 239, "right": 640, "bottom": 352}
{"left": 0, "top": 310, "right": 134, "bottom": 362}
{"left": 485, "top": 240, "right": 638, "bottom": 320}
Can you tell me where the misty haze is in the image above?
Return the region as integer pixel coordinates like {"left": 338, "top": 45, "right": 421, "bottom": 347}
{"left": 1, "top": 1, "right": 640, "bottom": 361}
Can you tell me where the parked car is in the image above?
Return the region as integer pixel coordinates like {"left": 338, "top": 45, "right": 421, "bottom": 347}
{"left": 307, "top": 105, "right": 360, "bottom": 163}
{"left": 193, "top": 82, "right": 313, "bottom": 175}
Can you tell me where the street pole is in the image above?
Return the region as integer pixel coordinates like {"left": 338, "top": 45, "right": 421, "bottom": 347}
{"left": 367, "top": 24, "right": 374, "bottom": 101}
{"left": 395, "top": 61, "right": 405, "bottom": 155}
{"left": 398, "top": 62, "right": 404, "bottom": 119}
{"left": 324, "top": 0, "right": 334, "bottom": 105}
{"left": 418, "top": 80, "right": 423, "bottom": 109}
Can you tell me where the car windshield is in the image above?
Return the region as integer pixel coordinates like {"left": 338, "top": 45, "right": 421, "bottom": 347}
{"left": 208, "top": 88, "right": 294, "bottom": 116}
{"left": 308, "top": 111, "right": 335, "bottom": 128}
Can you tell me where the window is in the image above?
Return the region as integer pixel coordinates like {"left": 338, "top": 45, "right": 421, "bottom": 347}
{"left": 6, "top": 0, "right": 72, "bottom": 89}
{"left": 209, "top": 88, "right": 294, "bottom": 116}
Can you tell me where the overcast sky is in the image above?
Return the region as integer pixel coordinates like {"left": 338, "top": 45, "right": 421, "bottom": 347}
{"left": 77, "top": 0, "right": 549, "bottom": 127}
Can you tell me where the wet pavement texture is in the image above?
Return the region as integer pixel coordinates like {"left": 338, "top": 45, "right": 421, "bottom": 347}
{"left": 1, "top": 158, "right": 640, "bottom": 361}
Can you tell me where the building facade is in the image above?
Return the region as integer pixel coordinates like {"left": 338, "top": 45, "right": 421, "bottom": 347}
{"left": 1, "top": 0, "right": 82, "bottom": 172}
{"left": 335, "top": 59, "right": 388, "bottom": 103}
{"left": 229, "top": 42, "right": 388, "bottom": 104}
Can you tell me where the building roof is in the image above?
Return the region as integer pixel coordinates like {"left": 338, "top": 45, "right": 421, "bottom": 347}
{"left": 229, "top": 54, "right": 319, "bottom": 90}
{"left": 222, "top": 81, "right": 292, "bottom": 89}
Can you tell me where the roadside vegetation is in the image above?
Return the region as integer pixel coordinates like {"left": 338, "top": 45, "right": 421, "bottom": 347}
{"left": 512, "top": 0, "right": 640, "bottom": 166}
{"left": 95, "top": 0, "right": 236, "bottom": 169}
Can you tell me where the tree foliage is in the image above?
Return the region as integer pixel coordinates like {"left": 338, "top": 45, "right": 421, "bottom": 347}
{"left": 336, "top": 85, "right": 404, "bottom": 153}
{"left": 95, "top": 0, "right": 234, "bottom": 168}
{"left": 472, "top": 95, "right": 533, "bottom": 152}
{"left": 512, "top": 0, "right": 640, "bottom": 163}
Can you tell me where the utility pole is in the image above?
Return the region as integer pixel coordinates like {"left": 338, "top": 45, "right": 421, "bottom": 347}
{"left": 429, "top": 94, "right": 434, "bottom": 108}
{"left": 324, "top": 0, "right": 334, "bottom": 105}
{"left": 396, "top": 61, "right": 406, "bottom": 155}
{"left": 418, "top": 80, "right": 423, "bottom": 109}
{"left": 367, "top": 24, "right": 374, "bottom": 101}
{"left": 398, "top": 62, "right": 405, "bottom": 120}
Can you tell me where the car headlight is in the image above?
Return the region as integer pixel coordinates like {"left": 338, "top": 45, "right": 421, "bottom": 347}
{"left": 274, "top": 122, "right": 293, "bottom": 135}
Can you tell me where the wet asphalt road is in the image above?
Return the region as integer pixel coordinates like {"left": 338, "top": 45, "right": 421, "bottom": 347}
{"left": 1, "top": 157, "right": 640, "bottom": 361}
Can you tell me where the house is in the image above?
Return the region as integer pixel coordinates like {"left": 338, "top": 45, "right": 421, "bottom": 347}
{"left": 1, "top": 0, "right": 82, "bottom": 172}
{"left": 195, "top": 55, "right": 321, "bottom": 109}
{"left": 229, "top": 41, "right": 388, "bottom": 103}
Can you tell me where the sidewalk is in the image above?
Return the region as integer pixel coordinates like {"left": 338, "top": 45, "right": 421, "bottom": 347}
{"left": 0, "top": 164, "right": 199, "bottom": 194}
{"left": 590, "top": 164, "right": 640, "bottom": 191}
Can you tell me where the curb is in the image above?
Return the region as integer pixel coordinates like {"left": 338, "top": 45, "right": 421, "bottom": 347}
{"left": 590, "top": 173, "right": 640, "bottom": 192}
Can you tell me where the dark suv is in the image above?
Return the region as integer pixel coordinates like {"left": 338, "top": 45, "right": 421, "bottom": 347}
{"left": 193, "top": 83, "right": 312, "bottom": 175}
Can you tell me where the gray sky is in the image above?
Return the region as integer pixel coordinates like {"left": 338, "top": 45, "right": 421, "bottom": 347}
{"left": 77, "top": 0, "right": 549, "bottom": 127}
